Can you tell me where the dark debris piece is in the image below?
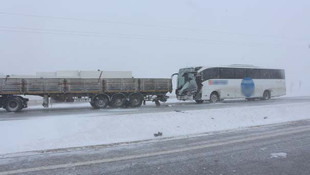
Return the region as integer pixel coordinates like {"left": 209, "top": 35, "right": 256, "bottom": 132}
{"left": 154, "top": 132, "right": 163, "bottom": 137}
{"left": 174, "top": 110, "right": 185, "bottom": 113}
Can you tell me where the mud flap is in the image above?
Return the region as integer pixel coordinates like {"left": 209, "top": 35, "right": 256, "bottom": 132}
{"left": 154, "top": 100, "right": 160, "bottom": 107}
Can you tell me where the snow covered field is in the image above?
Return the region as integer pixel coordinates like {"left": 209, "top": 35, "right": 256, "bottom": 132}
{"left": 1, "top": 100, "right": 310, "bottom": 155}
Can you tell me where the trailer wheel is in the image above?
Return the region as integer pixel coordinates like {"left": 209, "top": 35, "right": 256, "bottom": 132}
{"left": 91, "top": 95, "right": 109, "bottom": 109}
{"left": 111, "top": 94, "right": 126, "bottom": 108}
{"left": 5, "top": 97, "right": 23, "bottom": 112}
{"left": 129, "top": 93, "right": 143, "bottom": 107}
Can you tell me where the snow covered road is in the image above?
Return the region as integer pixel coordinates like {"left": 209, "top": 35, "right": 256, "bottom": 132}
{"left": 0, "top": 96, "right": 309, "bottom": 121}
{"left": 1, "top": 119, "right": 310, "bottom": 175}
{"left": 0, "top": 96, "right": 310, "bottom": 155}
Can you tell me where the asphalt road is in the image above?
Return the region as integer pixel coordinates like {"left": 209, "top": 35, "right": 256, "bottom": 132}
{"left": 0, "top": 96, "right": 310, "bottom": 121}
{"left": 1, "top": 119, "right": 310, "bottom": 175}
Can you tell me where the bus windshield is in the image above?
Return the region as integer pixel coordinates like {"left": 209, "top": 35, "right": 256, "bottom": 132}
{"left": 177, "top": 68, "right": 196, "bottom": 89}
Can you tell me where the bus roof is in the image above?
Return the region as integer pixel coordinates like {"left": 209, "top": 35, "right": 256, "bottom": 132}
{"left": 197, "top": 65, "right": 283, "bottom": 73}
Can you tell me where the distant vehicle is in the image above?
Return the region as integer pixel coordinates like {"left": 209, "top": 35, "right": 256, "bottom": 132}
{"left": 174, "top": 65, "right": 286, "bottom": 103}
{"left": 0, "top": 70, "right": 172, "bottom": 112}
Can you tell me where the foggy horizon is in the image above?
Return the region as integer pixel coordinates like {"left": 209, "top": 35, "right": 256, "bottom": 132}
{"left": 1, "top": 0, "right": 309, "bottom": 94}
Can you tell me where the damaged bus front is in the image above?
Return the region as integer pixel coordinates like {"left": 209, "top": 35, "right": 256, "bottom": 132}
{"left": 173, "top": 67, "right": 203, "bottom": 102}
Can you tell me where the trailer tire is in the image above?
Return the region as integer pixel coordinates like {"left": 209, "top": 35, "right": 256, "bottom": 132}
{"left": 91, "top": 95, "right": 109, "bottom": 109}
{"left": 5, "top": 97, "right": 23, "bottom": 112}
{"left": 129, "top": 93, "right": 143, "bottom": 108}
{"left": 111, "top": 94, "right": 126, "bottom": 108}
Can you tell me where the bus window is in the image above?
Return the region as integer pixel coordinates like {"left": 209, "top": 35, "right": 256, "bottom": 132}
{"left": 202, "top": 68, "right": 219, "bottom": 81}
{"left": 269, "top": 69, "right": 284, "bottom": 79}
{"left": 247, "top": 69, "right": 261, "bottom": 79}
{"left": 279, "top": 70, "right": 285, "bottom": 79}
{"left": 260, "top": 69, "right": 285, "bottom": 79}
{"left": 219, "top": 68, "right": 235, "bottom": 79}
{"left": 235, "top": 68, "right": 246, "bottom": 79}
{"left": 261, "top": 69, "right": 271, "bottom": 79}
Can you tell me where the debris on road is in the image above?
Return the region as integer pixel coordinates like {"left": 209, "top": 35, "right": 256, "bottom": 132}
{"left": 174, "top": 110, "right": 185, "bottom": 113}
{"left": 154, "top": 132, "right": 163, "bottom": 137}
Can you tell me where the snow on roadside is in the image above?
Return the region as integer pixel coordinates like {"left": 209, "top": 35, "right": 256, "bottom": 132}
{"left": 1, "top": 102, "right": 310, "bottom": 155}
{"left": 270, "top": 153, "right": 287, "bottom": 159}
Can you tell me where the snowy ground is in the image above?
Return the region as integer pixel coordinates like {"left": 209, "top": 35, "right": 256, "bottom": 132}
{"left": 1, "top": 98, "right": 310, "bottom": 156}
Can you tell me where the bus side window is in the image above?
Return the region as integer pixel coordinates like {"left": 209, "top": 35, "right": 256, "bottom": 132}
{"left": 219, "top": 68, "right": 235, "bottom": 79}
{"left": 261, "top": 69, "right": 271, "bottom": 79}
{"left": 235, "top": 68, "right": 246, "bottom": 79}
{"left": 269, "top": 69, "right": 284, "bottom": 79}
{"left": 279, "top": 70, "right": 285, "bottom": 79}
{"left": 202, "top": 68, "right": 219, "bottom": 81}
{"left": 247, "top": 69, "right": 261, "bottom": 79}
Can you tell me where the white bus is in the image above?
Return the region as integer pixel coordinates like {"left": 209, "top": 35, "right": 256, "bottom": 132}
{"left": 174, "top": 65, "right": 286, "bottom": 103}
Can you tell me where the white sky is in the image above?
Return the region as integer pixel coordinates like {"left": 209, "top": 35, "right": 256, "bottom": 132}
{"left": 0, "top": 0, "right": 309, "bottom": 93}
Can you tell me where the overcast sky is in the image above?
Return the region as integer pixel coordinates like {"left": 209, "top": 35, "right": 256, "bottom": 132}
{"left": 0, "top": 0, "right": 309, "bottom": 93}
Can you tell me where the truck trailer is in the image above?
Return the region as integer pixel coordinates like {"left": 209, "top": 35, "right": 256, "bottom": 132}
{"left": 0, "top": 71, "right": 172, "bottom": 112}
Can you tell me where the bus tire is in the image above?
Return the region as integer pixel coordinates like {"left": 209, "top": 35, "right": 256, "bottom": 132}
{"left": 262, "top": 90, "right": 271, "bottom": 100}
{"left": 5, "top": 97, "right": 23, "bottom": 112}
{"left": 210, "top": 92, "right": 220, "bottom": 103}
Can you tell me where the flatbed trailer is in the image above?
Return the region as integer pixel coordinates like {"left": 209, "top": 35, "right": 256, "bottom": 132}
{"left": 0, "top": 77, "right": 172, "bottom": 112}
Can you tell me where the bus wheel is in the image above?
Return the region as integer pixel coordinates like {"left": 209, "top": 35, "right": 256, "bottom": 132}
{"left": 91, "top": 95, "right": 109, "bottom": 109}
{"left": 129, "top": 93, "right": 143, "bottom": 107}
{"left": 111, "top": 94, "right": 126, "bottom": 108}
{"left": 195, "top": 100, "right": 204, "bottom": 104}
{"left": 262, "top": 90, "right": 271, "bottom": 100}
{"left": 5, "top": 97, "right": 23, "bottom": 112}
{"left": 210, "top": 92, "right": 219, "bottom": 103}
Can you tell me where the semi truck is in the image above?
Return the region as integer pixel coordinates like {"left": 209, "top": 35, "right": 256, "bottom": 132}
{"left": 0, "top": 70, "right": 172, "bottom": 112}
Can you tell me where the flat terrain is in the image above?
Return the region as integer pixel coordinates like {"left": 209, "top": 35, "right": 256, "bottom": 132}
{"left": 1, "top": 96, "right": 310, "bottom": 175}
{"left": 1, "top": 120, "right": 310, "bottom": 175}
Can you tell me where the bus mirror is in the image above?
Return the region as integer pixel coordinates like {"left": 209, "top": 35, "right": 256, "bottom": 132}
{"left": 171, "top": 73, "right": 178, "bottom": 79}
